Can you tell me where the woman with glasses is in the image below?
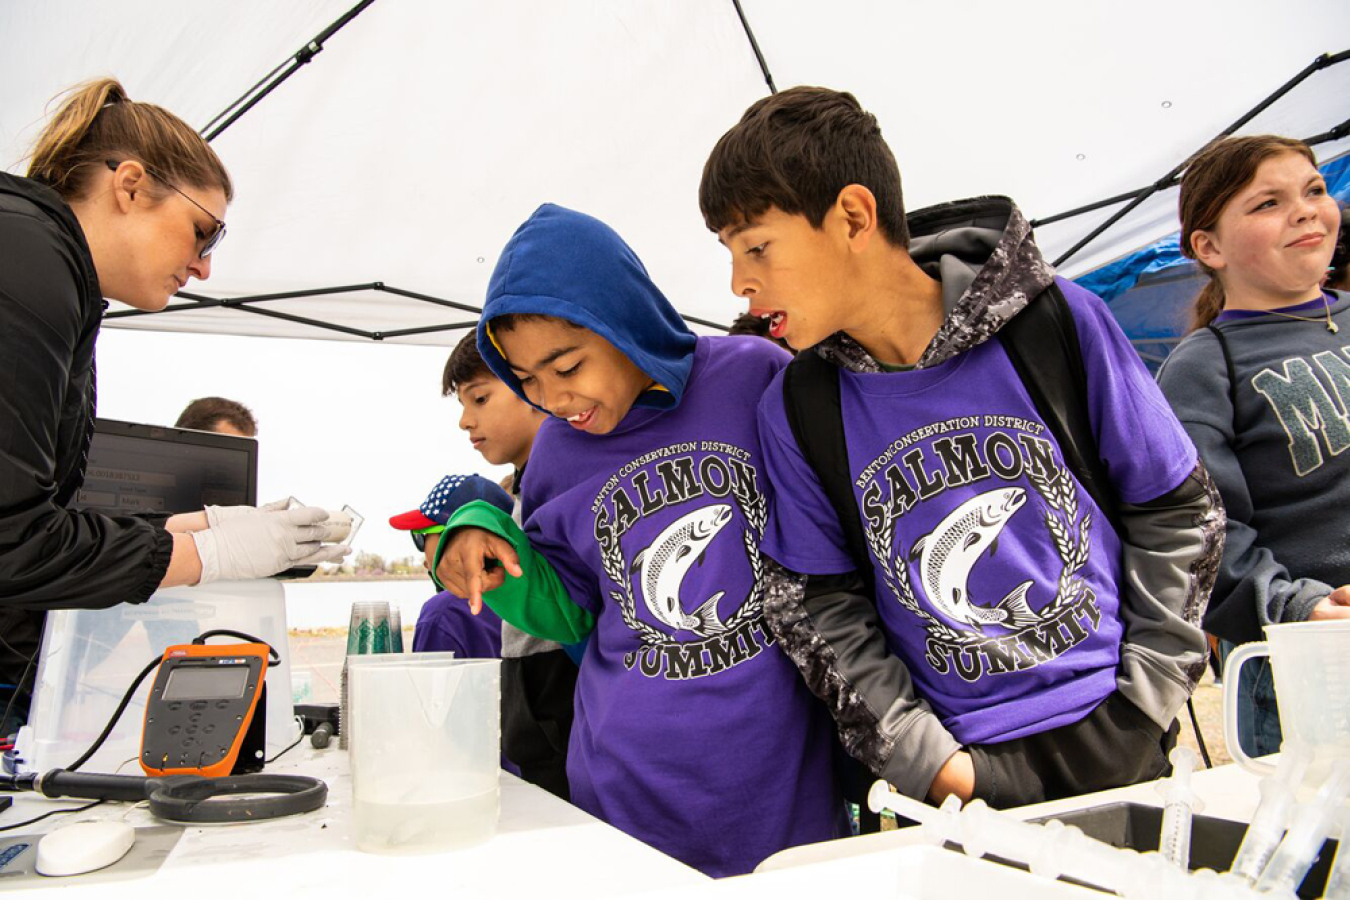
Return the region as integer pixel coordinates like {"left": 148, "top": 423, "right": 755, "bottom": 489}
{"left": 0, "top": 78, "right": 345, "bottom": 731}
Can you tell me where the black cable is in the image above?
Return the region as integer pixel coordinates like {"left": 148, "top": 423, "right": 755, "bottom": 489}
{"left": 0, "top": 632, "right": 37, "bottom": 742}
{"left": 264, "top": 729, "right": 305, "bottom": 765}
{"left": 192, "top": 630, "right": 280, "bottom": 665}
{"left": 0, "top": 799, "right": 103, "bottom": 833}
{"left": 1187, "top": 698, "right": 1213, "bottom": 769}
{"left": 65, "top": 658, "right": 161, "bottom": 773}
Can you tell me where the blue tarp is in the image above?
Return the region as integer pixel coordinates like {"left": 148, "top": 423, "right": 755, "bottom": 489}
{"left": 1074, "top": 154, "right": 1350, "bottom": 370}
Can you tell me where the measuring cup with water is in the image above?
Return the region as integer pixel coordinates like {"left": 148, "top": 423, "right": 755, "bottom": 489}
{"left": 348, "top": 655, "right": 501, "bottom": 854}
{"left": 1223, "top": 621, "right": 1350, "bottom": 786}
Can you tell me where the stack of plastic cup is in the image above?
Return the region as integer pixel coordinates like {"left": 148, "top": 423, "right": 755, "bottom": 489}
{"left": 347, "top": 602, "right": 394, "bottom": 654}
{"left": 389, "top": 606, "right": 404, "bottom": 653}
{"left": 340, "top": 601, "right": 396, "bottom": 749}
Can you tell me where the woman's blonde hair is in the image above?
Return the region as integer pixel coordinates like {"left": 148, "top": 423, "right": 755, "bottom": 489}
{"left": 26, "top": 78, "right": 232, "bottom": 203}
{"left": 1178, "top": 135, "right": 1315, "bottom": 332}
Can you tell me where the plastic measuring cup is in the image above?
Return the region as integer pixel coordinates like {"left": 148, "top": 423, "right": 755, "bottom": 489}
{"left": 1223, "top": 621, "right": 1350, "bottom": 780}
{"left": 348, "top": 655, "right": 500, "bottom": 854}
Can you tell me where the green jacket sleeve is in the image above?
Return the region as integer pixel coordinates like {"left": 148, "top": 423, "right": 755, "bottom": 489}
{"left": 433, "top": 500, "right": 595, "bottom": 644}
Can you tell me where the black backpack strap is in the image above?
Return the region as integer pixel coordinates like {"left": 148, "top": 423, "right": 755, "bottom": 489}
{"left": 1206, "top": 324, "right": 1239, "bottom": 419}
{"left": 782, "top": 351, "right": 875, "bottom": 594}
{"left": 998, "top": 284, "right": 1122, "bottom": 535}
{"left": 780, "top": 350, "right": 880, "bottom": 833}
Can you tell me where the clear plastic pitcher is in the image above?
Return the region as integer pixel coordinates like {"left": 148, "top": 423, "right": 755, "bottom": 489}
{"left": 348, "top": 655, "right": 500, "bottom": 853}
{"left": 1223, "top": 621, "right": 1350, "bottom": 780}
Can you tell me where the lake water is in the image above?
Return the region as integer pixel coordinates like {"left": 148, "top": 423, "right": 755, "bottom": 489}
{"left": 282, "top": 579, "right": 438, "bottom": 631}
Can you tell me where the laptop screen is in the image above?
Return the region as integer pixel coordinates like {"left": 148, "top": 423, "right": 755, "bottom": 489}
{"left": 72, "top": 418, "right": 258, "bottom": 516}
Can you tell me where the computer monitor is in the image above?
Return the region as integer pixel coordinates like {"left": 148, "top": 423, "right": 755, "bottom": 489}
{"left": 72, "top": 418, "right": 258, "bottom": 516}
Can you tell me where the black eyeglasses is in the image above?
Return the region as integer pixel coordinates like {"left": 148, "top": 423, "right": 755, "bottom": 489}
{"left": 411, "top": 528, "right": 446, "bottom": 553}
{"left": 105, "top": 159, "right": 226, "bottom": 258}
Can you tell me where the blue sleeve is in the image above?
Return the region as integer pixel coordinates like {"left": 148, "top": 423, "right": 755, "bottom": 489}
{"left": 756, "top": 369, "right": 857, "bottom": 575}
{"left": 1060, "top": 278, "right": 1198, "bottom": 504}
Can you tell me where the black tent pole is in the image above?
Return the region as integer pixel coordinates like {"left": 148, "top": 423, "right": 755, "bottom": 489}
{"left": 1033, "top": 113, "right": 1350, "bottom": 229}
{"left": 1050, "top": 50, "right": 1349, "bottom": 267}
{"left": 731, "top": 0, "right": 777, "bottom": 94}
{"left": 202, "top": 0, "right": 379, "bottom": 142}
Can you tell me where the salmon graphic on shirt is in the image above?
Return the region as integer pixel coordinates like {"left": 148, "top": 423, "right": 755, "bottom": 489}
{"left": 909, "top": 488, "right": 1040, "bottom": 632}
{"left": 633, "top": 505, "right": 733, "bottom": 636}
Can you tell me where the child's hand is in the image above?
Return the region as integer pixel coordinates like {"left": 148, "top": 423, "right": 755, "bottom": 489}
{"left": 433, "top": 527, "right": 523, "bottom": 614}
{"left": 926, "top": 750, "right": 975, "bottom": 805}
{"left": 1310, "top": 585, "right": 1350, "bottom": 620}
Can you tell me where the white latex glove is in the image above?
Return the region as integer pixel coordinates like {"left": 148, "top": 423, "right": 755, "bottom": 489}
{"left": 193, "top": 507, "right": 350, "bottom": 583}
{"left": 204, "top": 498, "right": 291, "bottom": 529}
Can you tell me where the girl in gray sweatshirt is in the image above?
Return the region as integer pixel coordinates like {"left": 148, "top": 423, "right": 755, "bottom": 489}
{"left": 1158, "top": 135, "right": 1349, "bottom": 758}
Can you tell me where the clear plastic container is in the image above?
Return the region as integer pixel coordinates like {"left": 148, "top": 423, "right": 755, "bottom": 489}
{"left": 1223, "top": 621, "right": 1350, "bottom": 797}
{"left": 19, "top": 579, "right": 297, "bottom": 775}
{"left": 348, "top": 655, "right": 500, "bottom": 854}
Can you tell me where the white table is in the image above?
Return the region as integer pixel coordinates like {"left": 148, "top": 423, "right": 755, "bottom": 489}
{"left": 4, "top": 750, "right": 1272, "bottom": 899}
{"left": 2, "top": 746, "right": 709, "bottom": 897}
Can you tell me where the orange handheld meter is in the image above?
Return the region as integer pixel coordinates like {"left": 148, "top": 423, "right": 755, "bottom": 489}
{"left": 140, "top": 643, "right": 270, "bottom": 778}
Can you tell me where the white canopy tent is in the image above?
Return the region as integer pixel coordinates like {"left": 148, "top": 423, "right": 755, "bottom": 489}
{"left": 4, "top": 0, "right": 1348, "bottom": 346}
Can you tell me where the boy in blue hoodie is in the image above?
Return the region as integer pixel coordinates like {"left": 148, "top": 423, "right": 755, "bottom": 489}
{"left": 432, "top": 204, "right": 841, "bottom": 877}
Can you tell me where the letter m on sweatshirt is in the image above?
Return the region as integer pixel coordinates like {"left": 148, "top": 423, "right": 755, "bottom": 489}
{"left": 1251, "top": 350, "right": 1350, "bottom": 476}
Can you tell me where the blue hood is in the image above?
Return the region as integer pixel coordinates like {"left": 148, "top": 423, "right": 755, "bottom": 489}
{"left": 476, "top": 204, "right": 696, "bottom": 412}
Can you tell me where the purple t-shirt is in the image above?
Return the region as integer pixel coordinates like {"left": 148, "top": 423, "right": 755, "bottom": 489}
{"left": 760, "top": 278, "right": 1197, "bottom": 745}
{"left": 412, "top": 590, "right": 504, "bottom": 658}
{"left": 522, "top": 336, "right": 840, "bottom": 877}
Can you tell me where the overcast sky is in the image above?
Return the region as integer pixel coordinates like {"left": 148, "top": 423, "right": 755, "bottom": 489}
{"left": 94, "top": 327, "right": 510, "bottom": 565}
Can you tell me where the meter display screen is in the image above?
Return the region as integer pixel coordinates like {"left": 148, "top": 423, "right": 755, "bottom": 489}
{"left": 162, "top": 664, "right": 250, "bottom": 701}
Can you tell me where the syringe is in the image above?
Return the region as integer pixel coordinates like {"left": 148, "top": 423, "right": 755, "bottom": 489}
{"left": 1227, "top": 740, "right": 1313, "bottom": 884}
{"left": 1157, "top": 746, "right": 1204, "bottom": 868}
{"left": 1255, "top": 758, "right": 1350, "bottom": 895}
{"left": 865, "top": 780, "right": 1267, "bottom": 899}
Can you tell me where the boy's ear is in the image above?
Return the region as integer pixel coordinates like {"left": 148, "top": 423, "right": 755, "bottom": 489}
{"left": 835, "top": 184, "right": 879, "bottom": 251}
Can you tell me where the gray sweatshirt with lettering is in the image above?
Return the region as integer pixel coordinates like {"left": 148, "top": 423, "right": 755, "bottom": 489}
{"left": 1157, "top": 291, "right": 1349, "bottom": 644}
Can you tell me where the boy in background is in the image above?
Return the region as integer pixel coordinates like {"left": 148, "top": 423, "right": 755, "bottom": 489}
{"left": 432, "top": 204, "right": 841, "bottom": 876}
{"left": 391, "top": 474, "right": 511, "bottom": 660}
{"left": 698, "top": 87, "right": 1221, "bottom": 808}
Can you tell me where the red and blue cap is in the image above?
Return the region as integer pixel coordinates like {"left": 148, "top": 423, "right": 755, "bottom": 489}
{"left": 388, "top": 474, "right": 514, "bottom": 531}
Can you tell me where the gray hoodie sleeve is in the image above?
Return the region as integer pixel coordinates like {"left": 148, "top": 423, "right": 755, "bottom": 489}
{"left": 1112, "top": 462, "right": 1224, "bottom": 731}
{"left": 761, "top": 557, "right": 960, "bottom": 800}
{"left": 1157, "top": 334, "right": 1331, "bottom": 645}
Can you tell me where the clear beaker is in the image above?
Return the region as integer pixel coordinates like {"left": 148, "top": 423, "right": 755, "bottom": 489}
{"left": 348, "top": 655, "right": 500, "bottom": 853}
{"left": 1223, "top": 621, "right": 1350, "bottom": 790}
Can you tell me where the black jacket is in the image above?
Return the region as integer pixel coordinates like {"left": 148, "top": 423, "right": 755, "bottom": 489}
{"left": 0, "top": 172, "right": 173, "bottom": 698}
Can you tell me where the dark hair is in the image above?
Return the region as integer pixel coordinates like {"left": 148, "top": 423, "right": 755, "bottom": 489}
{"left": 27, "top": 78, "right": 233, "bottom": 203}
{"left": 1179, "top": 135, "right": 1315, "bottom": 332}
{"left": 443, "top": 331, "right": 494, "bottom": 396}
{"left": 699, "top": 86, "right": 908, "bottom": 247}
{"left": 1329, "top": 213, "right": 1350, "bottom": 291}
{"left": 726, "top": 311, "right": 793, "bottom": 353}
{"left": 175, "top": 397, "right": 257, "bottom": 436}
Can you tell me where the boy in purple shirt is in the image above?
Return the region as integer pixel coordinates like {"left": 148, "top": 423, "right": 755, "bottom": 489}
{"left": 432, "top": 204, "right": 841, "bottom": 876}
{"left": 697, "top": 87, "right": 1223, "bottom": 808}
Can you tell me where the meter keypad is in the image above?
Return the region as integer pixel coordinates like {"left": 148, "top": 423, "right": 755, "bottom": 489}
{"left": 142, "top": 653, "right": 265, "bottom": 776}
